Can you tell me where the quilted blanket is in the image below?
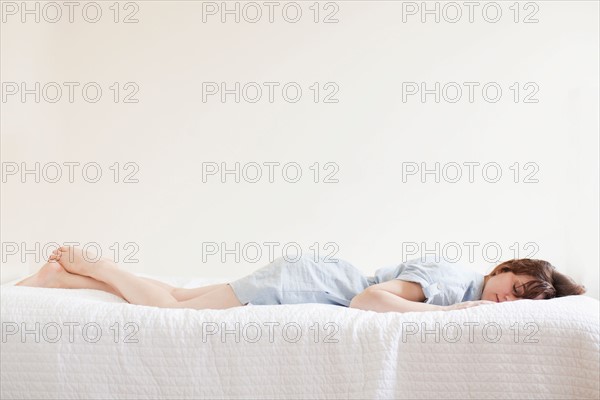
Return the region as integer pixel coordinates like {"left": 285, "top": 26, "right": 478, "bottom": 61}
{"left": 1, "top": 276, "right": 598, "bottom": 399}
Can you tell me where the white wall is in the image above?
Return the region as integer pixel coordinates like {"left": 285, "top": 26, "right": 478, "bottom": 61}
{"left": 1, "top": 1, "right": 598, "bottom": 299}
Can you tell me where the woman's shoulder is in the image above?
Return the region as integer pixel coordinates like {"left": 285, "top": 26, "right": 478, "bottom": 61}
{"left": 410, "top": 255, "right": 483, "bottom": 277}
{"left": 375, "top": 254, "right": 481, "bottom": 281}
{"left": 403, "top": 253, "right": 461, "bottom": 265}
{"left": 371, "top": 254, "right": 484, "bottom": 283}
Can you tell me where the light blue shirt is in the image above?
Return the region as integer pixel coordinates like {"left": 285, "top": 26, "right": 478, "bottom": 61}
{"left": 369, "top": 255, "right": 486, "bottom": 306}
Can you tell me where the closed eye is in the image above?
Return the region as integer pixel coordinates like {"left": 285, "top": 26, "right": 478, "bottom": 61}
{"left": 513, "top": 284, "right": 522, "bottom": 296}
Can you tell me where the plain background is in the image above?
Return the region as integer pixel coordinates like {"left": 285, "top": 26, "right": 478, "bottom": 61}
{"left": 1, "top": 1, "right": 598, "bottom": 300}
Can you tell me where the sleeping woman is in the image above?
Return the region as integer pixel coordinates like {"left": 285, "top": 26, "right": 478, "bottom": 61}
{"left": 15, "top": 246, "right": 587, "bottom": 313}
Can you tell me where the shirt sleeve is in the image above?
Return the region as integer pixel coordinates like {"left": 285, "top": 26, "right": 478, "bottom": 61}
{"left": 393, "top": 258, "right": 452, "bottom": 306}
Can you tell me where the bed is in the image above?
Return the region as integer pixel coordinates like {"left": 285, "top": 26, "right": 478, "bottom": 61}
{"left": 1, "top": 274, "right": 598, "bottom": 399}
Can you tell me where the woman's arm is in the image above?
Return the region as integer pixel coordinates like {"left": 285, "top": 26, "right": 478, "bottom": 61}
{"left": 349, "top": 289, "right": 446, "bottom": 313}
{"left": 349, "top": 280, "right": 446, "bottom": 313}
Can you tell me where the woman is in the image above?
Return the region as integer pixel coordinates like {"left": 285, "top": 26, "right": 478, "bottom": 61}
{"left": 16, "top": 246, "right": 586, "bottom": 313}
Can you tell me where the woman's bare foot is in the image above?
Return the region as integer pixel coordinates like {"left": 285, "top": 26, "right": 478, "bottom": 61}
{"left": 50, "top": 245, "right": 115, "bottom": 277}
{"left": 14, "top": 262, "right": 68, "bottom": 288}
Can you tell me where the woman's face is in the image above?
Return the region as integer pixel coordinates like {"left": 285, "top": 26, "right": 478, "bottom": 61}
{"left": 482, "top": 271, "right": 545, "bottom": 302}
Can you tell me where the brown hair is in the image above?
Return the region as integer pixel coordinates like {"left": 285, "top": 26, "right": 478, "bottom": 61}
{"left": 488, "top": 259, "right": 586, "bottom": 299}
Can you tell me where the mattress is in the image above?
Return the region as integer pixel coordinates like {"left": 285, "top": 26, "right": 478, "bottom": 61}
{"left": 1, "top": 274, "right": 599, "bottom": 400}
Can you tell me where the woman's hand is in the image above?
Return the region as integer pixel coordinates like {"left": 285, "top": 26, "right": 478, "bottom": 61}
{"left": 443, "top": 300, "right": 496, "bottom": 311}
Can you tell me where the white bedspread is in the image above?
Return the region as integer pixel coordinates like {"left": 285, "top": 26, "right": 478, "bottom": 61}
{"left": 1, "top": 276, "right": 598, "bottom": 400}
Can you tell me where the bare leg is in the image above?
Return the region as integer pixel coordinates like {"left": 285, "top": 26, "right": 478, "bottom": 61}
{"left": 79, "top": 276, "right": 227, "bottom": 301}
{"left": 171, "top": 284, "right": 230, "bottom": 301}
{"left": 121, "top": 277, "right": 229, "bottom": 302}
{"left": 17, "top": 259, "right": 229, "bottom": 302}
{"left": 139, "top": 278, "right": 228, "bottom": 301}
{"left": 110, "top": 275, "right": 227, "bottom": 301}
{"left": 15, "top": 262, "right": 124, "bottom": 298}
{"left": 167, "top": 284, "right": 244, "bottom": 309}
{"left": 54, "top": 246, "right": 243, "bottom": 309}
